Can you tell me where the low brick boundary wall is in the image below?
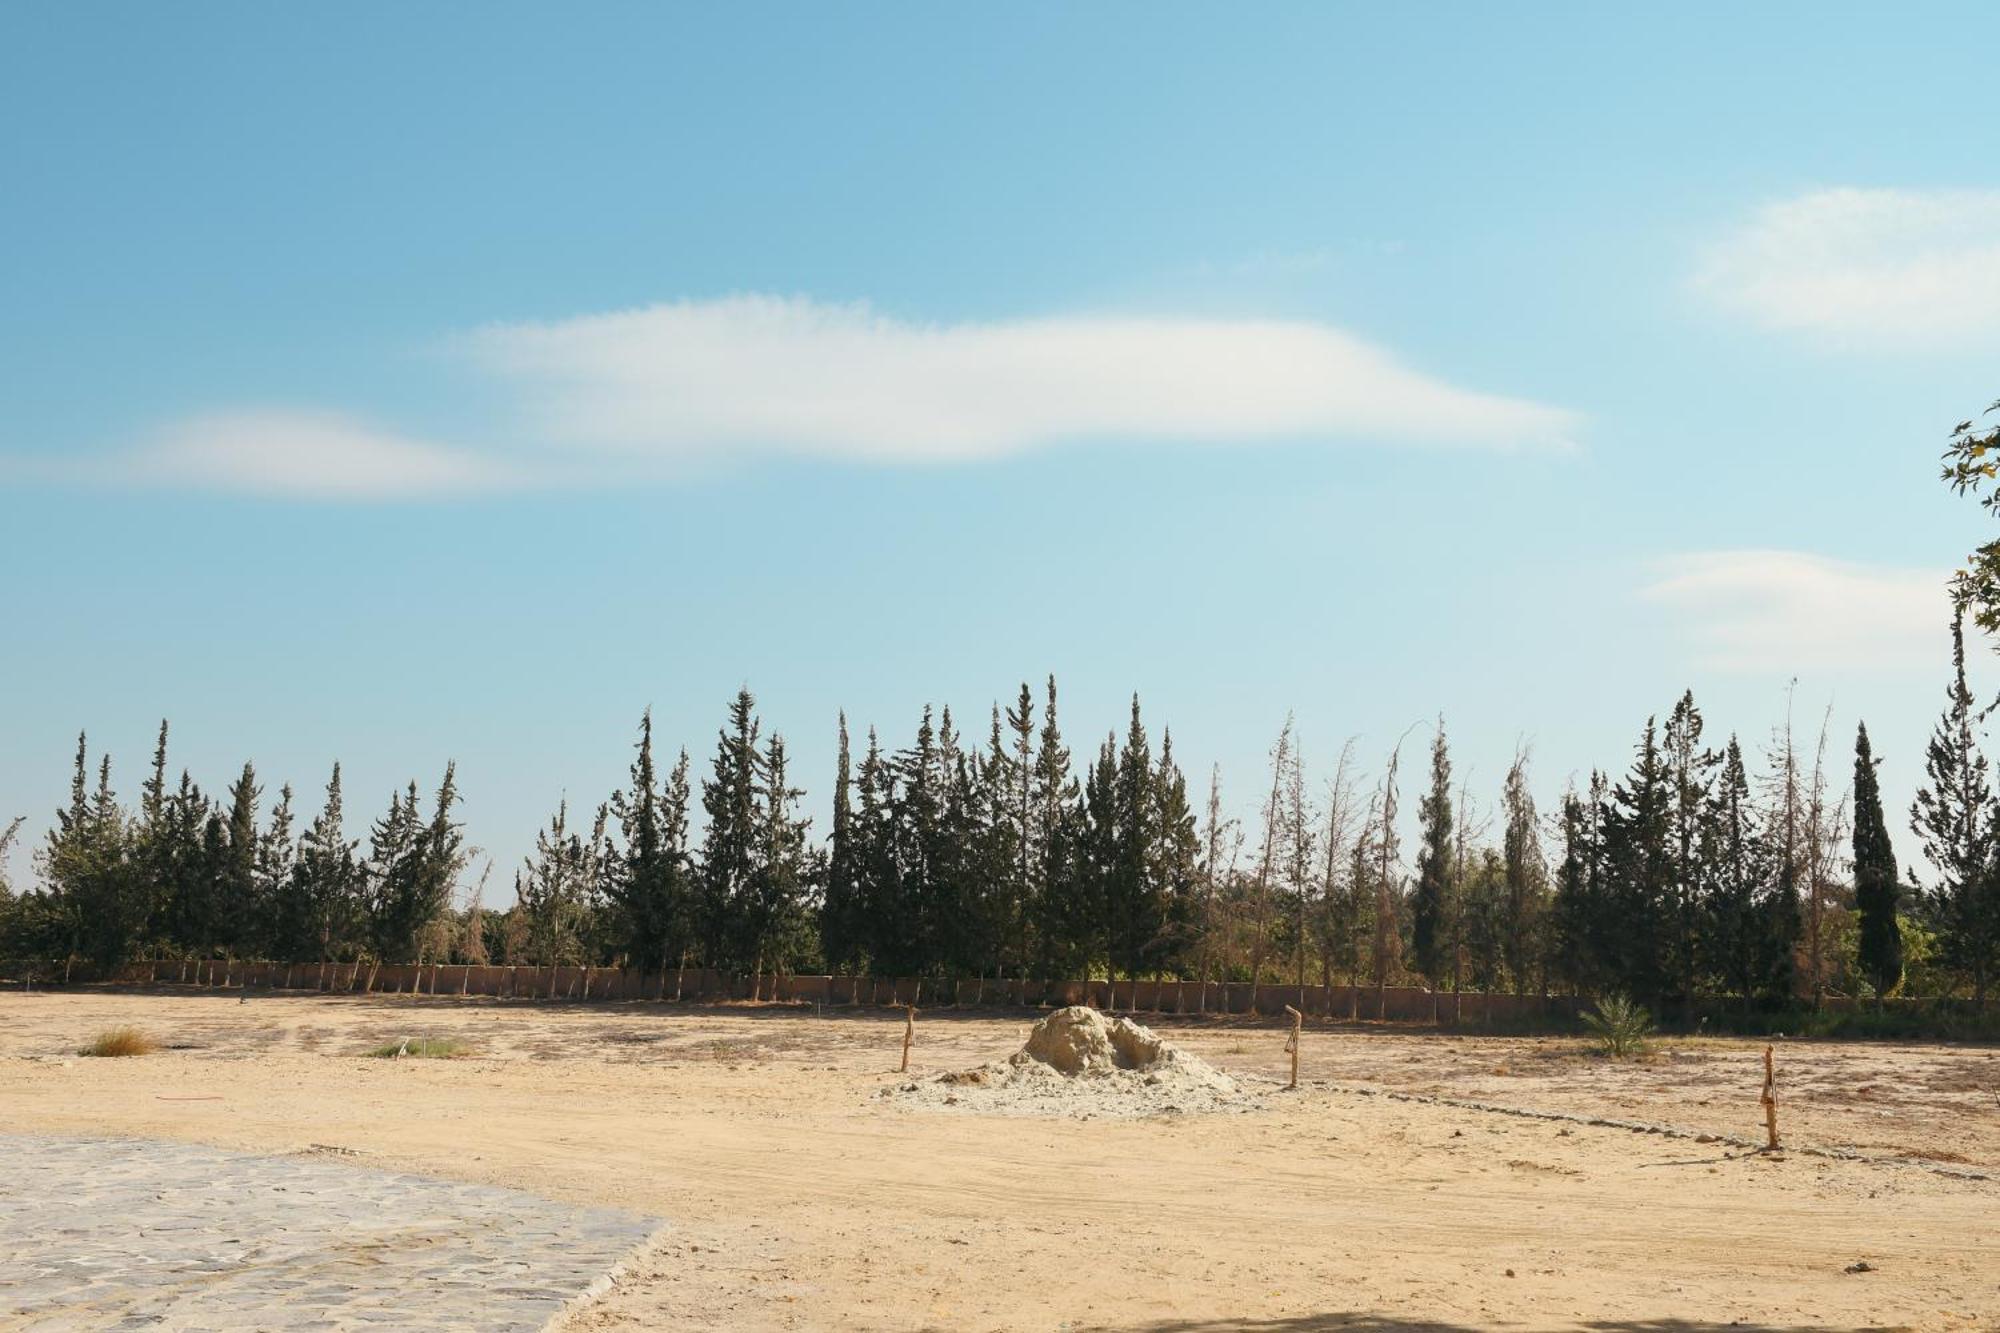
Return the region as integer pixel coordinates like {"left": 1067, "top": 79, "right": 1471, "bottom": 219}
{"left": 0, "top": 957, "right": 1596, "bottom": 1020}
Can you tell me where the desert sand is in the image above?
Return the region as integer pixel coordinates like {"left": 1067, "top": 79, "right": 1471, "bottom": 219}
{"left": 3, "top": 988, "right": 1996, "bottom": 1331}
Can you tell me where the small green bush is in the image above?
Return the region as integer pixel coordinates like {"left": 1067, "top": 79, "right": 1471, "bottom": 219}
{"left": 365, "top": 1036, "right": 470, "bottom": 1060}
{"left": 1582, "top": 993, "right": 1653, "bottom": 1059}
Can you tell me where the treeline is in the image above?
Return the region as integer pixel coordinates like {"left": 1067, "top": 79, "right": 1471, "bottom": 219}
{"left": 4, "top": 641, "right": 1999, "bottom": 1005}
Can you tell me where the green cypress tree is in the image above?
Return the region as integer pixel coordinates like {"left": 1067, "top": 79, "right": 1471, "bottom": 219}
{"left": 1701, "top": 738, "right": 1763, "bottom": 1005}
{"left": 854, "top": 727, "right": 900, "bottom": 974}
{"left": 40, "top": 738, "right": 142, "bottom": 967}
{"left": 1064, "top": 733, "right": 1118, "bottom": 979}
{"left": 1603, "top": 719, "right": 1674, "bottom": 1001}
{"left": 518, "top": 801, "right": 593, "bottom": 967}
{"left": 1459, "top": 848, "right": 1508, "bottom": 992}
{"left": 1004, "top": 684, "right": 1037, "bottom": 972}
{"left": 699, "top": 690, "right": 762, "bottom": 969}
{"left": 928, "top": 706, "right": 975, "bottom": 976}
{"left": 0, "top": 815, "right": 23, "bottom": 955}
{"left": 1030, "top": 677, "right": 1081, "bottom": 979}
{"left": 1411, "top": 719, "right": 1455, "bottom": 989}
{"left": 1551, "top": 772, "right": 1609, "bottom": 994}
{"left": 1152, "top": 728, "right": 1201, "bottom": 981}
{"left": 217, "top": 763, "right": 260, "bottom": 958}
{"left": 298, "top": 765, "right": 357, "bottom": 960}
{"left": 1852, "top": 722, "right": 1902, "bottom": 1001}
{"left": 1499, "top": 748, "right": 1547, "bottom": 995}
{"left": 1912, "top": 610, "right": 2000, "bottom": 1002}
{"left": 1105, "top": 696, "right": 1166, "bottom": 983}
{"left": 1662, "top": 692, "right": 1717, "bottom": 1005}
{"left": 254, "top": 783, "right": 296, "bottom": 958}
{"left": 967, "top": 704, "right": 1025, "bottom": 979}
{"left": 742, "top": 731, "right": 813, "bottom": 982}
{"left": 605, "top": 712, "right": 691, "bottom": 972}
{"left": 890, "top": 706, "right": 942, "bottom": 975}
{"left": 819, "top": 712, "right": 863, "bottom": 973}
{"left": 407, "top": 764, "right": 467, "bottom": 963}
{"left": 157, "top": 770, "right": 214, "bottom": 959}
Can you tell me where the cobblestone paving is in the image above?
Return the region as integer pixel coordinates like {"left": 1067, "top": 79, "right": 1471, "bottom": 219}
{"left": 0, "top": 1135, "right": 661, "bottom": 1331}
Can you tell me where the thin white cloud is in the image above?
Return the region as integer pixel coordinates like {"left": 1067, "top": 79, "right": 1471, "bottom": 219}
{"left": 134, "top": 411, "right": 523, "bottom": 500}
{"left": 1643, "top": 549, "right": 1950, "bottom": 673}
{"left": 85, "top": 296, "right": 1577, "bottom": 499}
{"left": 460, "top": 295, "right": 1578, "bottom": 464}
{"left": 1696, "top": 187, "right": 2000, "bottom": 341}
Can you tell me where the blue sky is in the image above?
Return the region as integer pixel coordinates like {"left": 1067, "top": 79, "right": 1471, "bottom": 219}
{"left": 4, "top": 3, "right": 1996, "bottom": 888}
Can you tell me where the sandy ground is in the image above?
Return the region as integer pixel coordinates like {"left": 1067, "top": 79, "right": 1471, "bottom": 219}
{"left": 2, "top": 989, "right": 1997, "bottom": 1332}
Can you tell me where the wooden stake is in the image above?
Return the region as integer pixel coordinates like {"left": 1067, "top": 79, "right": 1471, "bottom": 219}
{"left": 899, "top": 1004, "right": 917, "bottom": 1073}
{"left": 1761, "top": 1044, "right": 1780, "bottom": 1151}
{"left": 1283, "top": 1004, "right": 1303, "bottom": 1090}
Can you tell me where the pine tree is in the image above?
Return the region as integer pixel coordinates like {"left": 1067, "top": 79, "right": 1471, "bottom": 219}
{"left": 1411, "top": 719, "right": 1455, "bottom": 989}
{"left": 1852, "top": 722, "right": 1902, "bottom": 1000}
{"left": 1911, "top": 610, "right": 2000, "bottom": 1002}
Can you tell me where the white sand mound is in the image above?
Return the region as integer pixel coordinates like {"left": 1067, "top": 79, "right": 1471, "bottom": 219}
{"left": 884, "top": 1006, "right": 1253, "bottom": 1118}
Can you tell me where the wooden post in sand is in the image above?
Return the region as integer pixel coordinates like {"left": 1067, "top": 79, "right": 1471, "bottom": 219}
{"left": 899, "top": 1004, "right": 917, "bottom": 1073}
{"left": 1283, "top": 1005, "right": 1303, "bottom": 1090}
{"left": 1760, "top": 1044, "right": 1780, "bottom": 1150}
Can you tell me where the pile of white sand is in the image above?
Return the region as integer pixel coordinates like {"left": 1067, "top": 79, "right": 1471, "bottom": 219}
{"left": 883, "top": 1006, "right": 1254, "bottom": 1118}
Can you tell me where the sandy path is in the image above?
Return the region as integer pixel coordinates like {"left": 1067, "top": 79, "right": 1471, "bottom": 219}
{"left": 2, "top": 990, "right": 1995, "bottom": 1331}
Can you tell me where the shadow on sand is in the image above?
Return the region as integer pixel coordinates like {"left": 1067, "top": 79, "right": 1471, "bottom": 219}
{"left": 1073, "top": 1317, "right": 1877, "bottom": 1333}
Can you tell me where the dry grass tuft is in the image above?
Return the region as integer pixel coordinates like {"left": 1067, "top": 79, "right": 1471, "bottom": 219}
{"left": 80, "top": 1026, "right": 158, "bottom": 1058}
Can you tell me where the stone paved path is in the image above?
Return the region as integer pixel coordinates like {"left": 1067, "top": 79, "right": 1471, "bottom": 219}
{"left": 0, "top": 1135, "right": 660, "bottom": 1331}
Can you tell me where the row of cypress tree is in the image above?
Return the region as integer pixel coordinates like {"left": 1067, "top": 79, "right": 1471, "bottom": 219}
{"left": 3, "top": 646, "right": 1996, "bottom": 1002}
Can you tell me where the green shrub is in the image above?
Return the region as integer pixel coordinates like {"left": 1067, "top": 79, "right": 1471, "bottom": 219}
{"left": 1582, "top": 993, "right": 1653, "bottom": 1059}
{"left": 365, "top": 1036, "right": 470, "bottom": 1059}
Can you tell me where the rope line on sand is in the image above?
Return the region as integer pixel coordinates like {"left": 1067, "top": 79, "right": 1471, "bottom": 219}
{"left": 1315, "top": 1082, "right": 1994, "bottom": 1183}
